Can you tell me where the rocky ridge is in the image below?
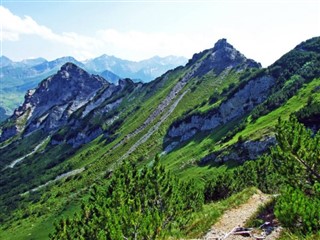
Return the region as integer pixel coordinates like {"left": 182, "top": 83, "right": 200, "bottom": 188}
{"left": 166, "top": 75, "right": 275, "bottom": 145}
{"left": 186, "top": 38, "right": 261, "bottom": 76}
{"left": 163, "top": 39, "right": 265, "bottom": 146}
{"left": 110, "top": 39, "right": 261, "bottom": 154}
{"left": 0, "top": 63, "right": 139, "bottom": 143}
{"left": 200, "top": 137, "right": 277, "bottom": 165}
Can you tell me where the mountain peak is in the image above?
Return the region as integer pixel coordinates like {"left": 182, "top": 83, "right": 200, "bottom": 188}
{"left": 56, "top": 62, "right": 89, "bottom": 81}
{"left": 119, "top": 78, "right": 136, "bottom": 88}
{"left": 17, "top": 64, "right": 106, "bottom": 119}
{"left": 187, "top": 39, "right": 261, "bottom": 76}
{"left": 0, "top": 64, "right": 109, "bottom": 141}
{"left": 0, "top": 55, "right": 12, "bottom": 61}
{"left": 55, "top": 56, "right": 77, "bottom": 62}
{"left": 213, "top": 38, "right": 231, "bottom": 50}
{"left": 60, "top": 62, "right": 80, "bottom": 72}
{"left": 0, "top": 55, "right": 13, "bottom": 67}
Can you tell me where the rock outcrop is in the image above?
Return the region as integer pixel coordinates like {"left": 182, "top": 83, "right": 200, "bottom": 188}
{"left": 162, "top": 39, "right": 266, "bottom": 147}
{"left": 10, "top": 63, "right": 106, "bottom": 137}
{"left": 200, "top": 137, "right": 276, "bottom": 164}
{"left": 166, "top": 75, "right": 275, "bottom": 143}
{"left": 186, "top": 38, "right": 261, "bottom": 76}
{"left": 0, "top": 63, "right": 139, "bottom": 143}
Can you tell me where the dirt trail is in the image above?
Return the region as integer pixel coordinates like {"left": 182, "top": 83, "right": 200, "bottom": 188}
{"left": 203, "top": 191, "right": 281, "bottom": 240}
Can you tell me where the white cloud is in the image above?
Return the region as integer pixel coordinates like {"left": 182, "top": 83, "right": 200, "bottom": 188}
{"left": 2, "top": 5, "right": 318, "bottom": 65}
{"left": 0, "top": 6, "right": 103, "bottom": 60}
{"left": 0, "top": 6, "right": 216, "bottom": 61}
{"left": 1, "top": 6, "right": 54, "bottom": 41}
{"left": 96, "top": 29, "right": 214, "bottom": 60}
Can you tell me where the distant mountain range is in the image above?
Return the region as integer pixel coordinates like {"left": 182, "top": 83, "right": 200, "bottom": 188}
{"left": 84, "top": 55, "right": 187, "bottom": 81}
{"left": 0, "top": 55, "right": 187, "bottom": 120}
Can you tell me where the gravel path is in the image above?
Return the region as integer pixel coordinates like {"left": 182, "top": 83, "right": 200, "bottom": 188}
{"left": 2, "top": 137, "right": 49, "bottom": 170}
{"left": 119, "top": 90, "right": 188, "bottom": 162}
{"left": 111, "top": 65, "right": 197, "bottom": 152}
{"left": 203, "top": 191, "right": 276, "bottom": 240}
{"left": 21, "top": 167, "right": 85, "bottom": 195}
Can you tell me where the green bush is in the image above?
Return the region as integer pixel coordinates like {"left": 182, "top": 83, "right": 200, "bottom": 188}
{"left": 275, "top": 186, "right": 320, "bottom": 234}
{"left": 272, "top": 117, "right": 320, "bottom": 235}
{"left": 50, "top": 156, "right": 204, "bottom": 239}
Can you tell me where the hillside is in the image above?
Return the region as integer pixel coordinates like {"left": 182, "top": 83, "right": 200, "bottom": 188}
{"left": 0, "top": 37, "right": 319, "bottom": 239}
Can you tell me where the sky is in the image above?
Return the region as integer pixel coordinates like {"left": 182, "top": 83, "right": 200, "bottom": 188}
{"left": 1, "top": 0, "right": 319, "bottom": 67}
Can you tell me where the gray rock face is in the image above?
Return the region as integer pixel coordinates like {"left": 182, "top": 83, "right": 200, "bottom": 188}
{"left": 66, "top": 127, "right": 103, "bottom": 148}
{"left": 0, "top": 63, "right": 107, "bottom": 141}
{"left": 79, "top": 78, "right": 138, "bottom": 120}
{"left": 25, "top": 63, "right": 106, "bottom": 120}
{"left": 167, "top": 76, "right": 275, "bottom": 142}
{"left": 200, "top": 137, "right": 276, "bottom": 164}
{"left": 187, "top": 38, "right": 261, "bottom": 76}
{"left": 0, "top": 125, "right": 18, "bottom": 141}
{"left": 81, "top": 84, "right": 119, "bottom": 118}
{"left": 164, "top": 40, "right": 266, "bottom": 145}
{"left": 242, "top": 137, "right": 276, "bottom": 160}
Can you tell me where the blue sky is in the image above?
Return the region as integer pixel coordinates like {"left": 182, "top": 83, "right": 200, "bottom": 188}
{"left": 1, "top": 0, "right": 319, "bottom": 66}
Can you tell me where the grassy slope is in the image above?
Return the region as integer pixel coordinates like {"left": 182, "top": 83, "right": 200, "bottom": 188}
{"left": 224, "top": 77, "right": 320, "bottom": 146}
{"left": 2, "top": 37, "right": 320, "bottom": 238}
{"left": 0, "top": 66, "right": 242, "bottom": 239}
{"left": 162, "top": 78, "right": 320, "bottom": 180}
{"left": 1, "top": 69, "right": 319, "bottom": 239}
{"left": 0, "top": 68, "right": 187, "bottom": 239}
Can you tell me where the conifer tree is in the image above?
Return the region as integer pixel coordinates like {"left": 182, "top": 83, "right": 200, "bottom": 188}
{"left": 273, "top": 116, "right": 320, "bottom": 189}
{"left": 50, "top": 155, "right": 203, "bottom": 239}
{"left": 272, "top": 117, "right": 320, "bottom": 234}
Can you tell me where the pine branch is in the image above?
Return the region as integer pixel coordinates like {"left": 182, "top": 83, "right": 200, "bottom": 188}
{"left": 290, "top": 153, "right": 320, "bottom": 181}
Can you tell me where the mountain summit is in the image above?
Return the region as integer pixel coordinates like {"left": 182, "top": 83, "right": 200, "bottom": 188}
{"left": 211, "top": 38, "right": 261, "bottom": 70}
{"left": 187, "top": 38, "right": 261, "bottom": 75}
{"left": 0, "top": 62, "right": 142, "bottom": 144}
{"left": 0, "top": 63, "right": 107, "bottom": 141}
{"left": 15, "top": 62, "right": 107, "bottom": 120}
